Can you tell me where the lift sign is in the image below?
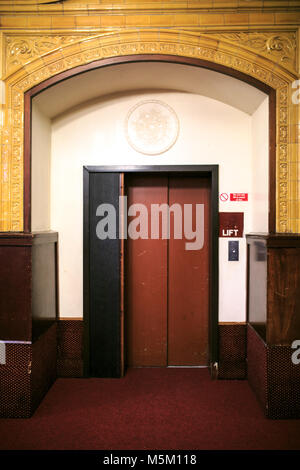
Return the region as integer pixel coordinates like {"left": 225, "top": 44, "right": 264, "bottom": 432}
{"left": 230, "top": 193, "right": 248, "bottom": 201}
{"left": 219, "top": 212, "right": 244, "bottom": 238}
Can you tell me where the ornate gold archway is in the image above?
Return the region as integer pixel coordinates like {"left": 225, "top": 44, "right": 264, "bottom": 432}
{"left": 0, "top": 29, "right": 299, "bottom": 232}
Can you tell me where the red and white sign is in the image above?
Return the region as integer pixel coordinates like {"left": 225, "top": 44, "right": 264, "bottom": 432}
{"left": 230, "top": 193, "right": 248, "bottom": 202}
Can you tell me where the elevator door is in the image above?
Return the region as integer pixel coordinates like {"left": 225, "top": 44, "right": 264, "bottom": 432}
{"left": 126, "top": 174, "right": 210, "bottom": 367}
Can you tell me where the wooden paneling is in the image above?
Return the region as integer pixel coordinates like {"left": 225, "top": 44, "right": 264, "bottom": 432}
{"left": 247, "top": 233, "right": 300, "bottom": 345}
{"left": 0, "top": 244, "right": 32, "bottom": 341}
{"left": 168, "top": 176, "right": 210, "bottom": 366}
{"left": 268, "top": 247, "right": 300, "bottom": 344}
{"left": 125, "top": 175, "right": 168, "bottom": 367}
{"left": 0, "top": 232, "right": 58, "bottom": 342}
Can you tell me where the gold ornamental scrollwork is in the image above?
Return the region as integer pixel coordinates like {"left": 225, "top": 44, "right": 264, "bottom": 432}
{"left": 0, "top": 29, "right": 299, "bottom": 232}
{"left": 5, "top": 35, "right": 95, "bottom": 78}
{"left": 3, "top": 30, "right": 298, "bottom": 80}
{"left": 209, "top": 31, "right": 297, "bottom": 72}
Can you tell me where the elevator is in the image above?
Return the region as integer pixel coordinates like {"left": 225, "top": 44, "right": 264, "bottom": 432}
{"left": 125, "top": 174, "right": 210, "bottom": 367}
{"left": 84, "top": 166, "right": 218, "bottom": 378}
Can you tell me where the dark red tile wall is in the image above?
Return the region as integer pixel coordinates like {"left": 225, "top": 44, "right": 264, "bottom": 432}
{"left": 267, "top": 345, "right": 300, "bottom": 419}
{"left": 57, "top": 320, "right": 247, "bottom": 380}
{"left": 57, "top": 319, "right": 83, "bottom": 377}
{"left": 0, "top": 343, "right": 32, "bottom": 418}
{"left": 247, "top": 324, "right": 267, "bottom": 412}
{"left": 218, "top": 323, "right": 247, "bottom": 379}
{"left": 31, "top": 323, "right": 57, "bottom": 413}
{"left": 247, "top": 324, "right": 300, "bottom": 419}
{"left": 0, "top": 323, "right": 57, "bottom": 418}
{"left": 2, "top": 320, "right": 298, "bottom": 419}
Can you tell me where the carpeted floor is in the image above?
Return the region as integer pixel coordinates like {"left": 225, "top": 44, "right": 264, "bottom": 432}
{"left": 0, "top": 368, "right": 299, "bottom": 450}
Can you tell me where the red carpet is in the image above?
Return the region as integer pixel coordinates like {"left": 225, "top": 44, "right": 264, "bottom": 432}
{"left": 0, "top": 368, "right": 299, "bottom": 450}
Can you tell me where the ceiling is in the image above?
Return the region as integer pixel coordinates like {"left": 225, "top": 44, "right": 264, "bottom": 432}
{"left": 33, "top": 61, "right": 267, "bottom": 118}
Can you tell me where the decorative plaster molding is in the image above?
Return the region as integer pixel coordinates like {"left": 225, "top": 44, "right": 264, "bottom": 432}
{"left": 3, "top": 30, "right": 298, "bottom": 79}
{"left": 209, "top": 31, "right": 297, "bottom": 71}
{"left": 5, "top": 35, "right": 92, "bottom": 77}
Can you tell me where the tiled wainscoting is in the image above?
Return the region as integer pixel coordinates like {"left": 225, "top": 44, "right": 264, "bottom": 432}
{"left": 57, "top": 320, "right": 248, "bottom": 380}
{"left": 1, "top": 321, "right": 299, "bottom": 418}
{"left": 218, "top": 323, "right": 247, "bottom": 379}
{"left": 247, "top": 324, "right": 300, "bottom": 419}
{"left": 0, "top": 323, "right": 57, "bottom": 418}
{"left": 57, "top": 319, "right": 83, "bottom": 378}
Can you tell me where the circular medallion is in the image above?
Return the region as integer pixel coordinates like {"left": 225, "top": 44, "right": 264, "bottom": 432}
{"left": 125, "top": 100, "right": 179, "bottom": 155}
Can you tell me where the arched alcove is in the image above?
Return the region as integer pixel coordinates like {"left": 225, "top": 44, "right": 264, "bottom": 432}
{"left": 30, "top": 60, "right": 269, "bottom": 324}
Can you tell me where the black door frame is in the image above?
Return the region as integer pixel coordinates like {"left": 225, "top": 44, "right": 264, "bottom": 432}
{"left": 83, "top": 165, "right": 219, "bottom": 377}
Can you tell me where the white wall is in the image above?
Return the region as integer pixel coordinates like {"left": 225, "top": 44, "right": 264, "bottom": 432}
{"left": 251, "top": 97, "right": 269, "bottom": 232}
{"left": 218, "top": 97, "right": 269, "bottom": 322}
{"left": 48, "top": 90, "right": 268, "bottom": 321}
{"left": 31, "top": 104, "right": 51, "bottom": 231}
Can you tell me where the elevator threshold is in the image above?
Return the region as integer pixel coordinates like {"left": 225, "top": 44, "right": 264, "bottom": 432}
{"left": 167, "top": 366, "right": 208, "bottom": 368}
{"left": 130, "top": 366, "right": 209, "bottom": 369}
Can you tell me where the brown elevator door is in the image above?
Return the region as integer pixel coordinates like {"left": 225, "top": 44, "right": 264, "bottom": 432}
{"left": 125, "top": 175, "right": 210, "bottom": 367}
{"left": 168, "top": 177, "right": 210, "bottom": 366}
{"left": 125, "top": 175, "right": 168, "bottom": 367}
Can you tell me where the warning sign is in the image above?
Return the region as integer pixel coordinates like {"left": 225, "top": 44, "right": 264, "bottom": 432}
{"left": 230, "top": 193, "right": 248, "bottom": 202}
